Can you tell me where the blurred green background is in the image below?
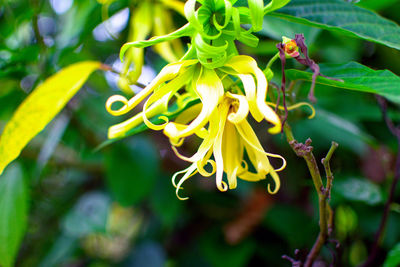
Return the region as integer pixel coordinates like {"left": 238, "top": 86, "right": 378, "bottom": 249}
{"left": 1, "top": 0, "right": 400, "bottom": 266}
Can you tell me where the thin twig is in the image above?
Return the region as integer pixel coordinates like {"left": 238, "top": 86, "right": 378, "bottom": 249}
{"left": 283, "top": 123, "right": 338, "bottom": 267}
{"left": 31, "top": 0, "right": 46, "bottom": 49}
{"left": 322, "top": 142, "right": 339, "bottom": 200}
{"left": 360, "top": 96, "right": 400, "bottom": 267}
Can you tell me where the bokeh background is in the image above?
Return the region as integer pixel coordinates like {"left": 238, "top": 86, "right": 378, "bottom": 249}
{"left": 1, "top": 0, "right": 400, "bottom": 266}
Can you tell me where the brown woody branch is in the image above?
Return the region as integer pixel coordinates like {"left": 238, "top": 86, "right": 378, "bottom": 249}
{"left": 283, "top": 123, "right": 338, "bottom": 267}
{"left": 360, "top": 96, "right": 400, "bottom": 267}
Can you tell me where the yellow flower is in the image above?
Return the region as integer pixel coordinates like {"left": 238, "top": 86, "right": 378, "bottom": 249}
{"left": 105, "top": 55, "right": 293, "bottom": 199}
{"left": 114, "top": 0, "right": 185, "bottom": 93}
{"left": 170, "top": 94, "right": 286, "bottom": 200}
{"left": 106, "top": 55, "right": 281, "bottom": 140}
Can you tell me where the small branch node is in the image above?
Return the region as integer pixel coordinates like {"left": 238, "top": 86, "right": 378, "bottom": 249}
{"left": 282, "top": 255, "right": 302, "bottom": 267}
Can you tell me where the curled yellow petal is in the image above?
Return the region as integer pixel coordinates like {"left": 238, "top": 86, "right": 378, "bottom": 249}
{"left": 173, "top": 163, "right": 198, "bottom": 200}
{"left": 107, "top": 94, "right": 169, "bottom": 139}
{"left": 164, "top": 67, "right": 223, "bottom": 139}
{"left": 266, "top": 101, "right": 316, "bottom": 119}
{"left": 107, "top": 61, "right": 193, "bottom": 117}
{"left": 237, "top": 74, "right": 264, "bottom": 122}
{"left": 122, "top": 1, "right": 153, "bottom": 83}
{"left": 106, "top": 95, "right": 131, "bottom": 116}
{"left": 226, "top": 92, "right": 249, "bottom": 124}
{"left": 235, "top": 119, "right": 284, "bottom": 194}
{"left": 142, "top": 67, "right": 195, "bottom": 130}
{"left": 267, "top": 169, "right": 280, "bottom": 194}
{"left": 196, "top": 149, "right": 217, "bottom": 177}
{"left": 235, "top": 121, "right": 286, "bottom": 172}
{"left": 224, "top": 55, "right": 281, "bottom": 133}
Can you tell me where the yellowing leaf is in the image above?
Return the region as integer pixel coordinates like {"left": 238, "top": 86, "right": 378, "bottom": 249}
{"left": 0, "top": 61, "right": 101, "bottom": 175}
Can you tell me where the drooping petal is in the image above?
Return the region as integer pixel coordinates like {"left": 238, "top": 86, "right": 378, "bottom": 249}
{"left": 108, "top": 94, "right": 169, "bottom": 139}
{"left": 236, "top": 118, "right": 282, "bottom": 193}
{"left": 254, "top": 66, "right": 281, "bottom": 134}
{"left": 106, "top": 60, "right": 197, "bottom": 116}
{"left": 142, "top": 66, "right": 195, "bottom": 130}
{"left": 237, "top": 74, "right": 264, "bottom": 122}
{"left": 172, "top": 163, "right": 198, "bottom": 200}
{"left": 267, "top": 101, "right": 316, "bottom": 119}
{"left": 212, "top": 99, "right": 230, "bottom": 192}
{"left": 121, "top": 1, "right": 153, "bottom": 83}
{"left": 170, "top": 99, "right": 223, "bottom": 163}
{"left": 164, "top": 67, "right": 224, "bottom": 139}
{"left": 223, "top": 57, "right": 263, "bottom": 121}
{"left": 238, "top": 171, "right": 264, "bottom": 182}
{"left": 226, "top": 92, "right": 249, "bottom": 124}
{"left": 224, "top": 55, "right": 281, "bottom": 133}
{"left": 221, "top": 120, "right": 243, "bottom": 189}
{"left": 196, "top": 149, "right": 217, "bottom": 177}
{"left": 267, "top": 168, "right": 280, "bottom": 194}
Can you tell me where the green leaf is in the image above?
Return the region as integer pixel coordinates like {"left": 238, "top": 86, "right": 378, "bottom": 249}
{"left": 286, "top": 61, "right": 400, "bottom": 104}
{"left": 0, "top": 164, "right": 28, "bottom": 267}
{"left": 105, "top": 137, "right": 159, "bottom": 206}
{"left": 333, "top": 177, "right": 383, "bottom": 205}
{"left": 384, "top": 243, "right": 400, "bottom": 267}
{"left": 0, "top": 61, "right": 101, "bottom": 176}
{"left": 357, "top": 0, "right": 399, "bottom": 11}
{"left": 259, "top": 15, "right": 321, "bottom": 42}
{"left": 272, "top": 0, "right": 400, "bottom": 50}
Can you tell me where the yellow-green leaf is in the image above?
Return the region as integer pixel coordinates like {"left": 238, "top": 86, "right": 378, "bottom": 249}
{"left": 0, "top": 163, "right": 28, "bottom": 267}
{"left": 0, "top": 61, "right": 101, "bottom": 175}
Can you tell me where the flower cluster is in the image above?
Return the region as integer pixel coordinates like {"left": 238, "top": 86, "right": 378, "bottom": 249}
{"left": 99, "top": 0, "right": 185, "bottom": 93}
{"left": 106, "top": 0, "right": 302, "bottom": 199}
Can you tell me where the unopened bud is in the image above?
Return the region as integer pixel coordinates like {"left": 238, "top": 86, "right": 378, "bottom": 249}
{"left": 282, "top": 36, "right": 299, "bottom": 58}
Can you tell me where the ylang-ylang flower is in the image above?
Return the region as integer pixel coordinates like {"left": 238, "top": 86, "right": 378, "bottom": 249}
{"left": 105, "top": 0, "right": 304, "bottom": 199}
{"left": 106, "top": 55, "right": 285, "bottom": 198}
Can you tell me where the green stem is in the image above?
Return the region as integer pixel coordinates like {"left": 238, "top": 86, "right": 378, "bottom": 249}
{"left": 31, "top": 0, "right": 45, "bottom": 50}
{"left": 265, "top": 52, "right": 280, "bottom": 72}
